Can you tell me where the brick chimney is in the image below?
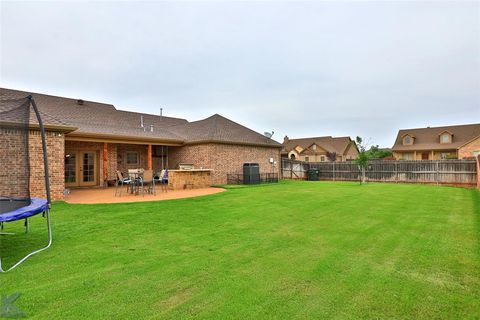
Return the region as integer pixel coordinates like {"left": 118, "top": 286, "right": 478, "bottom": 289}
{"left": 283, "top": 135, "right": 289, "bottom": 144}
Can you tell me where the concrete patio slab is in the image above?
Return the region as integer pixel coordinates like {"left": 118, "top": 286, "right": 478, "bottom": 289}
{"left": 65, "top": 187, "right": 226, "bottom": 204}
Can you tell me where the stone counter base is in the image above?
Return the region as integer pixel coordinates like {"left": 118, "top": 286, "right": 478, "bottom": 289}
{"left": 168, "top": 170, "right": 213, "bottom": 190}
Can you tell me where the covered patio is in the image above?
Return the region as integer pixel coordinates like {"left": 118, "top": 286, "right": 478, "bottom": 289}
{"left": 65, "top": 186, "right": 225, "bottom": 204}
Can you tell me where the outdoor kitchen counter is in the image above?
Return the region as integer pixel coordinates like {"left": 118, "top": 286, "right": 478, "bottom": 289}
{"left": 167, "top": 169, "right": 213, "bottom": 190}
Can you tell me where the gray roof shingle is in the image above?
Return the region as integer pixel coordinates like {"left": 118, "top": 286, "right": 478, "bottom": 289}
{"left": 0, "top": 88, "right": 282, "bottom": 147}
{"left": 168, "top": 114, "right": 281, "bottom": 147}
{"left": 392, "top": 124, "right": 480, "bottom": 151}
{"left": 282, "top": 136, "right": 355, "bottom": 155}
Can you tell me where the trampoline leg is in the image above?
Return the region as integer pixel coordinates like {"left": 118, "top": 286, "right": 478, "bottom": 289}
{"left": 0, "top": 209, "right": 52, "bottom": 273}
{"left": 25, "top": 218, "right": 29, "bottom": 233}
{"left": 0, "top": 221, "right": 15, "bottom": 236}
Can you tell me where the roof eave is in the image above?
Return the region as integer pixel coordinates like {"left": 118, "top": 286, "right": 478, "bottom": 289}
{"left": 0, "top": 121, "right": 78, "bottom": 133}
{"left": 66, "top": 132, "right": 184, "bottom": 145}
{"left": 184, "top": 139, "right": 283, "bottom": 148}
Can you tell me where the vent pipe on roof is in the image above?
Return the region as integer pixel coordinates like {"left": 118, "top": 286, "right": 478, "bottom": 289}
{"left": 160, "top": 108, "right": 163, "bottom": 117}
{"left": 77, "top": 99, "right": 84, "bottom": 105}
{"left": 140, "top": 115, "right": 144, "bottom": 128}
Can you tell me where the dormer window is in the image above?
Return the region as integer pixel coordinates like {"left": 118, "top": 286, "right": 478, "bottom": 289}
{"left": 312, "top": 144, "right": 317, "bottom": 151}
{"left": 403, "top": 135, "right": 413, "bottom": 145}
{"left": 440, "top": 132, "right": 452, "bottom": 144}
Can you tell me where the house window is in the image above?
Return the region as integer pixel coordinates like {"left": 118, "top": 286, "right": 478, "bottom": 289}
{"left": 402, "top": 153, "right": 413, "bottom": 160}
{"left": 403, "top": 136, "right": 412, "bottom": 145}
{"left": 320, "top": 156, "right": 325, "bottom": 162}
{"left": 440, "top": 133, "right": 451, "bottom": 144}
{"left": 312, "top": 144, "right": 317, "bottom": 151}
{"left": 305, "top": 156, "right": 309, "bottom": 162}
{"left": 126, "top": 151, "right": 139, "bottom": 165}
{"left": 290, "top": 154, "right": 296, "bottom": 160}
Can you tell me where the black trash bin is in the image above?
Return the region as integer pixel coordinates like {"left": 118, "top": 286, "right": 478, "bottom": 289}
{"left": 308, "top": 168, "right": 319, "bottom": 181}
{"left": 243, "top": 163, "right": 260, "bottom": 184}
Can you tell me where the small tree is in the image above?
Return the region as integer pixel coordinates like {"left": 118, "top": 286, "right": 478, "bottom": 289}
{"left": 354, "top": 136, "right": 369, "bottom": 184}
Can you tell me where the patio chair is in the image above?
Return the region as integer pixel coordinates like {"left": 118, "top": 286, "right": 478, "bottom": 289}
{"left": 157, "top": 169, "right": 168, "bottom": 193}
{"left": 115, "top": 170, "right": 131, "bottom": 196}
{"left": 140, "top": 169, "right": 155, "bottom": 196}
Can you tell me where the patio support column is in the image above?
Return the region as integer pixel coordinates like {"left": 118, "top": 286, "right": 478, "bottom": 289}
{"left": 147, "top": 144, "right": 152, "bottom": 170}
{"left": 103, "top": 143, "right": 108, "bottom": 186}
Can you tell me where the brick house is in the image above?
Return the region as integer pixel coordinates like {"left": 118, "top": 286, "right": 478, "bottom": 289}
{"left": 281, "top": 136, "right": 358, "bottom": 162}
{"left": 391, "top": 124, "right": 480, "bottom": 160}
{"left": 1, "top": 88, "right": 281, "bottom": 200}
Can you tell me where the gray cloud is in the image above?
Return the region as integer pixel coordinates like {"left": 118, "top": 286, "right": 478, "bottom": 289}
{"left": 1, "top": 1, "right": 479, "bottom": 147}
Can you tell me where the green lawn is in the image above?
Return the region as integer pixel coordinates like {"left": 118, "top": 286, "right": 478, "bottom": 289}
{"left": 1, "top": 181, "right": 479, "bottom": 319}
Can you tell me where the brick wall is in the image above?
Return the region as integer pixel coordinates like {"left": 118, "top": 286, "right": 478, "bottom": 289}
{"left": 107, "top": 143, "right": 118, "bottom": 180}
{"left": 168, "top": 143, "right": 281, "bottom": 184}
{"left": 0, "top": 127, "right": 30, "bottom": 198}
{"left": 0, "top": 128, "right": 63, "bottom": 201}
{"left": 29, "top": 130, "right": 64, "bottom": 201}
{"left": 459, "top": 137, "right": 480, "bottom": 159}
{"left": 117, "top": 144, "right": 148, "bottom": 174}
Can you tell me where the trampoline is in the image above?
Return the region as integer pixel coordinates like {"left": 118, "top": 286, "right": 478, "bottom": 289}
{"left": 0, "top": 95, "right": 52, "bottom": 273}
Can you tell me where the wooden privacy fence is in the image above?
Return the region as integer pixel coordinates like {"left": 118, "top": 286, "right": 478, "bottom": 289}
{"left": 281, "top": 158, "right": 478, "bottom": 187}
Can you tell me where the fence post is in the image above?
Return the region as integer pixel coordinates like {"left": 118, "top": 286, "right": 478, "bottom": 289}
{"left": 333, "top": 162, "right": 335, "bottom": 181}
{"left": 476, "top": 155, "right": 480, "bottom": 189}
{"left": 395, "top": 161, "right": 398, "bottom": 183}
{"left": 436, "top": 161, "right": 439, "bottom": 186}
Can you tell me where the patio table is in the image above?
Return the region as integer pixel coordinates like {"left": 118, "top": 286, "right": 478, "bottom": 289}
{"left": 128, "top": 170, "right": 143, "bottom": 195}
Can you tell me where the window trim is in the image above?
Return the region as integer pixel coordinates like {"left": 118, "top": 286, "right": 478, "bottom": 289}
{"left": 440, "top": 133, "right": 452, "bottom": 144}
{"left": 403, "top": 135, "right": 413, "bottom": 145}
{"left": 125, "top": 151, "right": 139, "bottom": 165}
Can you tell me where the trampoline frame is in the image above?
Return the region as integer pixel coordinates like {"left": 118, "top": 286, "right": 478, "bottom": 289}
{"left": 0, "top": 96, "right": 53, "bottom": 273}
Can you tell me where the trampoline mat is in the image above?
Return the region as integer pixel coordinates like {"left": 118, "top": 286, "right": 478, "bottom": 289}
{"left": 0, "top": 198, "right": 48, "bottom": 222}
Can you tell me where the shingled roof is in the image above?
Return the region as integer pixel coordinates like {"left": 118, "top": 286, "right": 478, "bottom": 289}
{"left": 392, "top": 124, "right": 480, "bottom": 151}
{"left": 168, "top": 114, "right": 281, "bottom": 147}
{"left": 282, "top": 136, "right": 355, "bottom": 155}
{"left": 0, "top": 88, "right": 281, "bottom": 148}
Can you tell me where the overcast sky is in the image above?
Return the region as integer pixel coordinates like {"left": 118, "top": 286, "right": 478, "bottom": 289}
{"left": 1, "top": 1, "right": 479, "bottom": 147}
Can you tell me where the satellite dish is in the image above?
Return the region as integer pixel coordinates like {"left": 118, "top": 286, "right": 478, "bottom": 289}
{"left": 264, "top": 131, "right": 274, "bottom": 139}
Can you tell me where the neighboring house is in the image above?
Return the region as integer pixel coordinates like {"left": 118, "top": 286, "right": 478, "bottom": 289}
{"left": 282, "top": 136, "right": 358, "bottom": 162}
{"left": 0, "top": 88, "right": 282, "bottom": 200}
{"left": 391, "top": 124, "right": 480, "bottom": 160}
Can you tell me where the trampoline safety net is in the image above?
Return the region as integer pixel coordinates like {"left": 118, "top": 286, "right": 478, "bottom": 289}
{"left": 0, "top": 96, "right": 33, "bottom": 214}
